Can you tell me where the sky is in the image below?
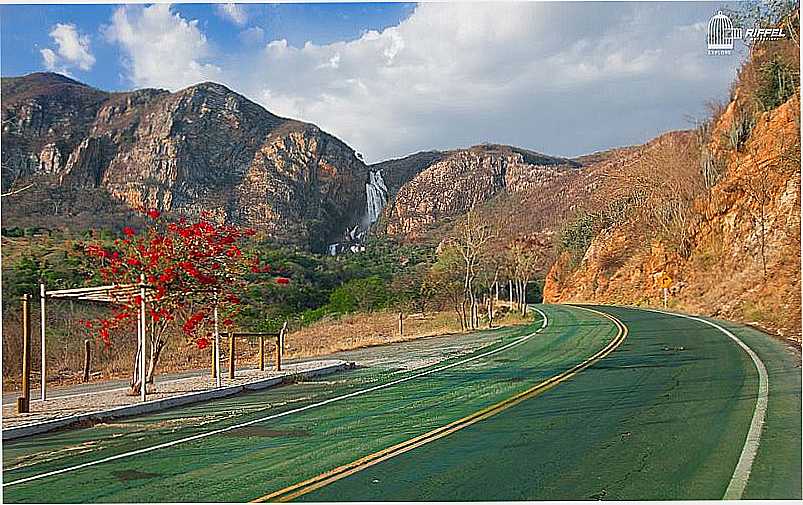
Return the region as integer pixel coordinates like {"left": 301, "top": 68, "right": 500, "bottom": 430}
{"left": 0, "top": 2, "right": 744, "bottom": 163}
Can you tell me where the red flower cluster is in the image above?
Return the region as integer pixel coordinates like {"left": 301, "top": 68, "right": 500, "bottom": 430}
{"left": 182, "top": 311, "right": 206, "bottom": 335}
{"left": 80, "top": 209, "right": 290, "bottom": 346}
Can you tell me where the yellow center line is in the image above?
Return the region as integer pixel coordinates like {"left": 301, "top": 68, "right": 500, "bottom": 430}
{"left": 252, "top": 306, "right": 628, "bottom": 503}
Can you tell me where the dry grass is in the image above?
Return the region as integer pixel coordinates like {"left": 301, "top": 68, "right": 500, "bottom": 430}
{"left": 280, "top": 306, "right": 531, "bottom": 361}
{"left": 3, "top": 306, "right": 534, "bottom": 391}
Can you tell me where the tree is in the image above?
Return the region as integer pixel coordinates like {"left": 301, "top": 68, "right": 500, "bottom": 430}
{"left": 738, "top": 127, "right": 800, "bottom": 280}
{"left": 80, "top": 209, "right": 284, "bottom": 393}
{"left": 448, "top": 209, "right": 497, "bottom": 330}
{"left": 506, "top": 235, "right": 545, "bottom": 315}
{"left": 425, "top": 245, "right": 468, "bottom": 330}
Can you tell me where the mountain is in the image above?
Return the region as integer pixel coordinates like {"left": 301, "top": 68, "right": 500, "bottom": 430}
{"left": 1, "top": 73, "right": 369, "bottom": 251}
{"left": 371, "top": 144, "right": 581, "bottom": 241}
{"left": 541, "top": 32, "right": 801, "bottom": 342}
{"left": 544, "top": 92, "right": 801, "bottom": 341}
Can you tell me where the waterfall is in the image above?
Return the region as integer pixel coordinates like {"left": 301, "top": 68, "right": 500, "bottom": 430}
{"left": 365, "top": 170, "right": 388, "bottom": 226}
{"left": 329, "top": 171, "right": 387, "bottom": 256}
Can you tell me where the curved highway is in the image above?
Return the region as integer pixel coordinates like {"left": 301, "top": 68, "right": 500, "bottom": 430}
{"left": 2, "top": 305, "right": 799, "bottom": 501}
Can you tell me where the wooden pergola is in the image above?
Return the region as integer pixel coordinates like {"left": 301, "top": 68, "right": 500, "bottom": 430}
{"left": 23, "top": 278, "right": 284, "bottom": 413}
{"left": 37, "top": 275, "right": 156, "bottom": 404}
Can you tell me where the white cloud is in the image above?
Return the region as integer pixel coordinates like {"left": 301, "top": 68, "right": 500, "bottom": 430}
{"left": 216, "top": 4, "right": 247, "bottom": 26}
{"left": 40, "top": 23, "right": 95, "bottom": 74}
{"left": 105, "top": 3, "right": 741, "bottom": 162}
{"left": 239, "top": 26, "right": 264, "bottom": 46}
{"left": 103, "top": 5, "right": 222, "bottom": 90}
{"left": 40, "top": 48, "right": 59, "bottom": 71}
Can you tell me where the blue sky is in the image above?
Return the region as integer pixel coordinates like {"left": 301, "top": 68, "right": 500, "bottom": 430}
{"left": 1, "top": 3, "right": 416, "bottom": 91}
{"left": 0, "top": 2, "right": 744, "bottom": 162}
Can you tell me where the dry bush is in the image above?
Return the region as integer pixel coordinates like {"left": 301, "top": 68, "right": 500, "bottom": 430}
{"left": 596, "top": 240, "right": 629, "bottom": 274}
{"left": 602, "top": 132, "right": 705, "bottom": 257}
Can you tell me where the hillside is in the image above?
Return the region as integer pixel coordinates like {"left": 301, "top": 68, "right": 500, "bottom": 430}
{"left": 544, "top": 39, "right": 801, "bottom": 343}
{"left": 1, "top": 73, "right": 369, "bottom": 251}
{"left": 376, "top": 144, "right": 581, "bottom": 242}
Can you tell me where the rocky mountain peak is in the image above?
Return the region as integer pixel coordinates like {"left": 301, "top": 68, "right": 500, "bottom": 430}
{"left": 2, "top": 73, "right": 369, "bottom": 251}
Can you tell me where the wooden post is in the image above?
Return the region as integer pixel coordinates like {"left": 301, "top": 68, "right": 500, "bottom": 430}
{"left": 259, "top": 335, "right": 265, "bottom": 371}
{"left": 139, "top": 274, "right": 147, "bottom": 402}
{"left": 17, "top": 294, "right": 31, "bottom": 414}
{"left": 228, "top": 333, "right": 235, "bottom": 380}
{"left": 398, "top": 312, "right": 404, "bottom": 337}
{"left": 40, "top": 283, "right": 47, "bottom": 401}
{"left": 213, "top": 292, "right": 221, "bottom": 388}
{"left": 277, "top": 322, "right": 287, "bottom": 372}
{"left": 211, "top": 345, "right": 217, "bottom": 379}
{"left": 82, "top": 340, "right": 92, "bottom": 382}
{"left": 275, "top": 336, "right": 281, "bottom": 372}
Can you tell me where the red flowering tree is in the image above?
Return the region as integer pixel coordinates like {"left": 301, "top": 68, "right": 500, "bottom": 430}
{"left": 81, "top": 209, "right": 286, "bottom": 393}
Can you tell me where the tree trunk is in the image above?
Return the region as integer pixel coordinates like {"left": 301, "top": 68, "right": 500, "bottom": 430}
{"left": 145, "top": 340, "right": 165, "bottom": 384}
{"left": 130, "top": 341, "right": 142, "bottom": 395}
{"left": 487, "top": 293, "right": 493, "bottom": 328}
{"left": 521, "top": 278, "right": 528, "bottom": 315}
{"left": 508, "top": 280, "right": 513, "bottom": 307}
{"left": 455, "top": 303, "right": 465, "bottom": 331}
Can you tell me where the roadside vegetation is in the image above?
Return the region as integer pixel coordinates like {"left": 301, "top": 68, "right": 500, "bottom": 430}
{"left": 2, "top": 205, "right": 546, "bottom": 388}
{"left": 549, "top": 1, "right": 800, "bottom": 340}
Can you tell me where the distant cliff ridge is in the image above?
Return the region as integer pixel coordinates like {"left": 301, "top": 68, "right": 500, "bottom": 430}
{"left": 378, "top": 144, "right": 581, "bottom": 240}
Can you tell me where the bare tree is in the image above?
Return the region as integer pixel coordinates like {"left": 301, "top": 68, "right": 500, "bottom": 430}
{"left": 506, "top": 235, "right": 544, "bottom": 315}
{"left": 738, "top": 126, "right": 800, "bottom": 280}
{"left": 449, "top": 209, "right": 497, "bottom": 330}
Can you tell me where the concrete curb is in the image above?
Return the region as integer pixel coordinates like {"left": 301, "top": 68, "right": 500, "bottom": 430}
{"left": 2, "top": 360, "right": 354, "bottom": 441}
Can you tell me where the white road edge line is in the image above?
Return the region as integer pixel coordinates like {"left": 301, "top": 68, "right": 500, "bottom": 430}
{"left": 5, "top": 309, "right": 549, "bottom": 487}
{"left": 645, "top": 308, "right": 768, "bottom": 500}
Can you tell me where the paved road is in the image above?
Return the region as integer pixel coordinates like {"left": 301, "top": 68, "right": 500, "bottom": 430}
{"left": 2, "top": 305, "right": 800, "bottom": 502}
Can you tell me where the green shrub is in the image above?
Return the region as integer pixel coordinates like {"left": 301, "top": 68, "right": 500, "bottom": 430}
{"left": 328, "top": 276, "right": 389, "bottom": 313}
{"left": 2, "top": 227, "right": 24, "bottom": 237}
{"left": 700, "top": 148, "right": 726, "bottom": 189}
{"left": 560, "top": 213, "right": 600, "bottom": 259}
{"left": 756, "top": 57, "right": 798, "bottom": 111}
{"left": 299, "top": 306, "right": 332, "bottom": 326}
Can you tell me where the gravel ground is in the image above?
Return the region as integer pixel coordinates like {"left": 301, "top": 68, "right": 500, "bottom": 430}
{"left": 1, "top": 360, "right": 344, "bottom": 429}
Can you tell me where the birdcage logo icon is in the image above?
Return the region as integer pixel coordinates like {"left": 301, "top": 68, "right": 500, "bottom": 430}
{"left": 708, "top": 11, "right": 740, "bottom": 51}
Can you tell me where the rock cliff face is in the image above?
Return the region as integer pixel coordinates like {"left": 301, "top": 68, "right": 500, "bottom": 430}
{"left": 379, "top": 144, "right": 580, "bottom": 240}
{"left": 2, "top": 73, "right": 369, "bottom": 250}
{"left": 544, "top": 94, "right": 801, "bottom": 342}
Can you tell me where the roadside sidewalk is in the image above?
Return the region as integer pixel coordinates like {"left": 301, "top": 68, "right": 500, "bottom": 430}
{"left": 2, "top": 359, "right": 353, "bottom": 440}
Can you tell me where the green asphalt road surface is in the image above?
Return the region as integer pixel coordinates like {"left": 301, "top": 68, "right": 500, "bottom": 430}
{"left": 2, "top": 304, "right": 800, "bottom": 502}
